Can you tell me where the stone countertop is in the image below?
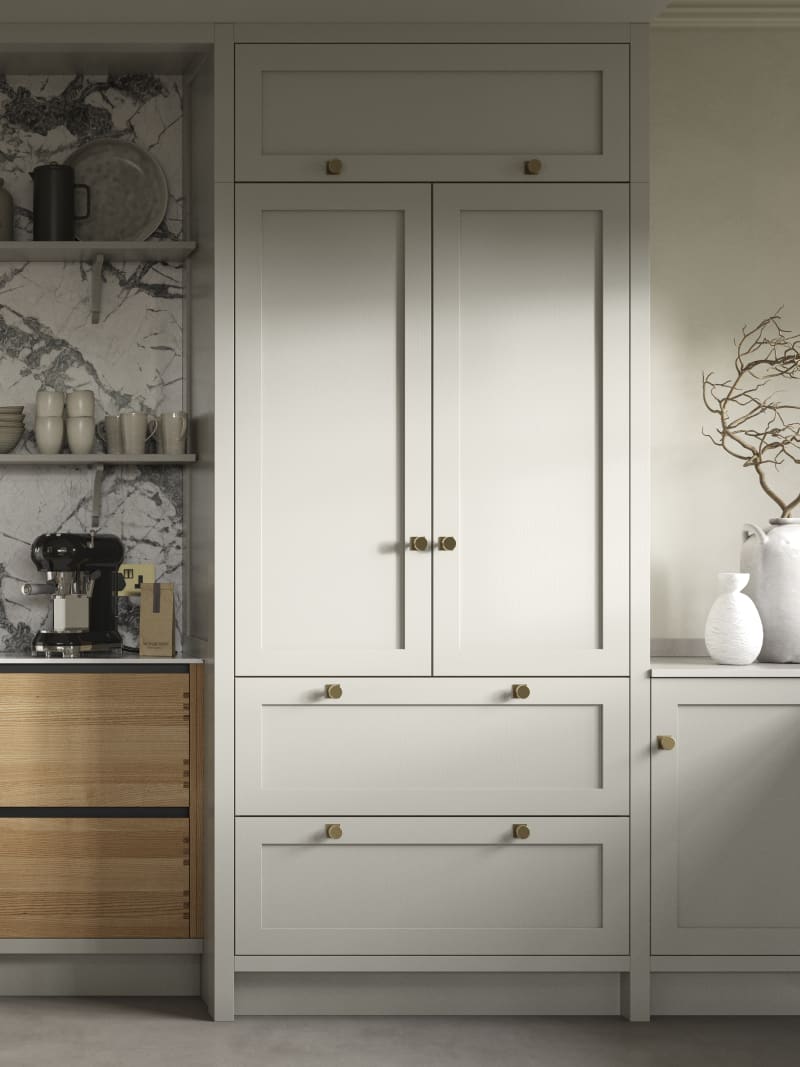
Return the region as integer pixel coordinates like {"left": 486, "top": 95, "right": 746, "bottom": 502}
{"left": 651, "top": 657, "right": 800, "bottom": 678}
{"left": 0, "top": 654, "right": 203, "bottom": 666}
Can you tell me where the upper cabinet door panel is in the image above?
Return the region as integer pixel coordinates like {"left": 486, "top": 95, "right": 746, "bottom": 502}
{"left": 433, "top": 184, "right": 629, "bottom": 677}
{"left": 235, "top": 184, "right": 431, "bottom": 677}
{"left": 235, "top": 43, "right": 629, "bottom": 182}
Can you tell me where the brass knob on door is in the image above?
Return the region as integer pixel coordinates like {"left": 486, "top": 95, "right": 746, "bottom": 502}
{"left": 511, "top": 684, "right": 530, "bottom": 700}
{"left": 325, "top": 823, "right": 343, "bottom": 840}
{"left": 512, "top": 823, "right": 530, "bottom": 840}
{"left": 325, "top": 683, "right": 343, "bottom": 700}
{"left": 524, "top": 158, "right": 542, "bottom": 175}
{"left": 657, "top": 735, "right": 676, "bottom": 751}
{"left": 438, "top": 536, "right": 457, "bottom": 551}
{"left": 409, "top": 536, "right": 429, "bottom": 552}
{"left": 326, "top": 158, "right": 343, "bottom": 175}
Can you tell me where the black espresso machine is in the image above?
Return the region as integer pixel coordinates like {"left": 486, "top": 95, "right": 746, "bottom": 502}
{"left": 21, "top": 532, "right": 124, "bottom": 657}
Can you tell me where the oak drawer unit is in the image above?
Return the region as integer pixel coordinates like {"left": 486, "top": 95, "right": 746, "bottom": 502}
{"left": 235, "top": 678, "right": 629, "bottom": 816}
{"left": 235, "top": 43, "right": 629, "bottom": 182}
{"left": 235, "top": 816, "right": 629, "bottom": 957}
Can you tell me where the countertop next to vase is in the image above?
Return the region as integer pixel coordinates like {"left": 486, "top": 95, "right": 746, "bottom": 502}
{"left": 651, "top": 657, "right": 800, "bottom": 678}
{"left": 0, "top": 653, "right": 203, "bottom": 668}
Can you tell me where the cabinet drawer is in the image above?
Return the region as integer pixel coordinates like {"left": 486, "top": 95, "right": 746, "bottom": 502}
{"left": 0, "top": 818, "right": 190, "bottom": 938}
{"left": 0, "top": 673, "right": 190, "bottom": 806}
{"left": 236, "top": 678, "right": 628, "bottom": 816}
{"left": 235, "top": 43, "right": 629, "bottom": 182}
{"left": 235, "top": 816, "right": 628, "bottom": 956}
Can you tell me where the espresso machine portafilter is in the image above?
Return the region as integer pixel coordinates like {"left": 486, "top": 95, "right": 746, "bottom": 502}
{"left": 21, "top": 532, "right": 125, "bottom": 657}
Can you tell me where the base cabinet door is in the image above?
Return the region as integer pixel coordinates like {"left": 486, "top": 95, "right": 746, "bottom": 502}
{"left": 235, "top": 816, "right": 628, "bottom": 956}
{"left": 652, "top": 678, "right": 800, "bottom": 954}
{"left": 0, "top": 818, "right": 190, "bottom": 938}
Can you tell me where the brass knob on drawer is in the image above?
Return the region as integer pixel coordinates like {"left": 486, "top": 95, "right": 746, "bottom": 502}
{"left": 409, "top": 536, "right": 429, "bottom": 552}
{"left": 512, "top": 823, "right": 530, "bottom": 840}
{"left": 524, "top": 158, "right": 542, "bottom": 176}
{"left": 326, "top": 823, "right": 343, "bottom": 840}
{"left": 511, "top": 683, "right": 530, "bottom": 700}
{"left": 325, "top": 683, "right": 343, "bottom": 700}
{"left": 326, "top": 158, "right": 343, "bottom": 175}
{"left": 657, "top": 735, "right": 676, "bottom": 751}
{"left": 438, "top": 536, "right": 457, "bottom": 551}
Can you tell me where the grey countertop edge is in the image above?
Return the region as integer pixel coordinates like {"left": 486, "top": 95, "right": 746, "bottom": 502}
{"left": 651, "top": 657, "right": 800, "bottom": 678}
{"left": 0, "top": 655, "right": 204, "bottom": 666}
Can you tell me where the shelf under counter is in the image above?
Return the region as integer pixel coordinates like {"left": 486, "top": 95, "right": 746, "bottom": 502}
{"left": 651, "top": 657, "right": 800, "bottom": 678}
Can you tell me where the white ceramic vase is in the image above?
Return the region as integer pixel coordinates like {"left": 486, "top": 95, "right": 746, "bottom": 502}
{"left": 741, "top": 519, "right": 800, "bottom": 662}
{"left": 704, "top": 572, "right": 763, "bottom": 666}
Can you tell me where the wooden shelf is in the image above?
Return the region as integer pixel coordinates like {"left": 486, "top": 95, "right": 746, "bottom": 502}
{"left": 0, "top": 240, "right": 196, "bottom": 263}
{"left": 0, "top": 454, "right": 197, "bottom": 466}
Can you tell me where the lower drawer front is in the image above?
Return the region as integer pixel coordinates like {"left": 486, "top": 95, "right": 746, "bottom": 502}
{"left": 236, "top": 817, "right": 628, "bottom": 956}
{"left": 0, "top": 819, "right": 190, "bottom": 938}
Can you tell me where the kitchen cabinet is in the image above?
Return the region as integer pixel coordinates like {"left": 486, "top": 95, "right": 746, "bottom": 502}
{"left": 651, "top": 677, "right": 800, "bottom": 955}
{"left": 234, "top": 183, "right": 628, "bottom": 677}
{"left": 235, "top": 816, "right": 628, "bottom": 957}
{"left": 0, "top": 665, "right": 204, "bottom": 939}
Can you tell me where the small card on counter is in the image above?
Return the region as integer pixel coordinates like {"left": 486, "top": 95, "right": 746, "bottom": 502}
{"left": 139, "top": 582, "right": 175, "bottom": 657}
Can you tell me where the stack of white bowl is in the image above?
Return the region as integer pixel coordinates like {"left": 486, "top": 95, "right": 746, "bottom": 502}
{"left": 0, "top": 405, "right": 24, "bottom": 453}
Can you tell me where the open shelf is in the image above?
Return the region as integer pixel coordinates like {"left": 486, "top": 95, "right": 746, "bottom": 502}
{"left": 0, "top": 454, "right": 197, "bottom": 466}
{"left": 0, "top": 241, "right": 196, "bottom": 262}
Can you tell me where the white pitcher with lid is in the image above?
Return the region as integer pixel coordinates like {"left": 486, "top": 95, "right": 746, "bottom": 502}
{"left": 741, "top": 518, "right": 800, "bottom": 662}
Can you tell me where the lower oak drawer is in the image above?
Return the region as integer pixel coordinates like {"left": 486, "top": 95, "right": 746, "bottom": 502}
{"left": 0, "top": 818, "right": 190, "bottom": 938}
{"left": 235, "top": 816, "right": 629, "bottom": 956}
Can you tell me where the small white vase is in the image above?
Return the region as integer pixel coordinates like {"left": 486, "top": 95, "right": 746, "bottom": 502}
{"left": 704, "top": 573, "right": 763, "bottom": 666}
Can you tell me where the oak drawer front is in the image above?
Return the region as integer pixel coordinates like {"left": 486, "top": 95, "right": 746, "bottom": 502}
{"left": 0, "top": 673, "right": 190, "bottom": 806}
{"left": 236, "top": 679, "right": 628, "bottom": 816}
{"left": 0, "top": 818, "right": 190, "bottom": 938}
{"left": 235, "top": 43, "right": 629, "bottom": 182}
{"left": 235, "top": 816, "right": 628, "bottom": 956}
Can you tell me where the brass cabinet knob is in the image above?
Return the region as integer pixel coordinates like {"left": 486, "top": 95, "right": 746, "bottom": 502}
{"left": 524, "top": 158, "right": 542, "bottom": 175}
{"left": 325, "top": 683, "right": 343, "bottom": 699}
{"left": 325, "top": 823, "right": 343, "bottom": 840}
{"left": 657, "top": 735, "right": 676, "bottom": 751}
{"left": 326, "top": 158, "right": 343, "bottom": 175}
{"left": 511, "top": 683, "right": 530, "bottom": 700}
{"left": 409, "top": 536, "right": 429, "bottom": 552}
{"left": 438, "top": 536, "right": 457, "bottom": 551}
{"left": 512, "top": 823, "right": 530, "bottom": 840}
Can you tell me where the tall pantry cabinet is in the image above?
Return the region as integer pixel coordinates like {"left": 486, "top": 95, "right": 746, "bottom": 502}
{"left": 232, "top": 34, "right": 643, "bottom": 1009}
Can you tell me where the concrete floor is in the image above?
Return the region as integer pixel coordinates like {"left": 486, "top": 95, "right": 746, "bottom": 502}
{"left": 0, "top": 1000, "right": 799, "bottom": 1067}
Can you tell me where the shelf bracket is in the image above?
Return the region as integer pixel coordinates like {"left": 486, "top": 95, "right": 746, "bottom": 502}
{"left": 89, "top": 463, "right": 105, "bottom": 544}
{"left": 90, "top": 253, "right": 104, "bottom": 324}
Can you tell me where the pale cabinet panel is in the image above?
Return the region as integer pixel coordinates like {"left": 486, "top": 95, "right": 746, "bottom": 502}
{"left": 433, "top": 185, "right": 629, "bottom": 676}
{"left": 652, "top": 678, "right": 800, "bottom": 954}
{"left": 235, "top": 817, "right": 628, "bottom": 956}
{"left": 235, "top": 677, "right": 628, "bottom": 816}
{"left": 235, "top": 185, "right": 431, "bottom": 676}
{"left": 235, "top": 43, "right": 629, "bottom": 182}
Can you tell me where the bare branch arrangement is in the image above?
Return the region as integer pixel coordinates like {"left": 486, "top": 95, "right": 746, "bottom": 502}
{"left": 703, "top": 310, "right": 800, "bottom": 517}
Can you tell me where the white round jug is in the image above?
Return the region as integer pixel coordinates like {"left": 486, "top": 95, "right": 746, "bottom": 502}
{"left": 741, "top": 518, "right": 800, "bottom": 662}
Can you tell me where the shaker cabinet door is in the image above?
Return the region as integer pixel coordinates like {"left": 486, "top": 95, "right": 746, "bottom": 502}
{"left": 432, "top": 184, "right": 629, "bottom": 676}
{"left": 235, "top": 184, "right": 431, "bottom": 676}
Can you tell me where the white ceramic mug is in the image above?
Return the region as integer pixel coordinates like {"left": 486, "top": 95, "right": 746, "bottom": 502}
{"left": 66, "top": 416, "right": 95, "bottom": 454}
{"left": 120, "top": 411, "right": 158, "bottom": 455}
{"left": 66, "top": 390, "right": 95, "bottom": 417}
{"left": 98, "top": 414, "right": 123, "bottom": 455}
{"left": 36, "top": 389, "right": 64, "bottom": 417}
{"left": 157, "top": 411, "right": 188, "bottom": 455}
{"left": 35, "top": 415, "right": 64, "bottom": 454}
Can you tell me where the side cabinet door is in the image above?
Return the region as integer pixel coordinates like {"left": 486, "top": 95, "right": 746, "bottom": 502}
{"left": 235, "top": 185, "right": 432, "bottom": 676}
{"left": 652, "top": 678, "right": 800, "bottom": 955}
{"left": 433, "top": 184, "right": 629, "bottom": 676}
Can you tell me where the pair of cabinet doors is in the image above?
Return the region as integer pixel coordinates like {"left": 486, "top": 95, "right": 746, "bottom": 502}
{"left": 235, "top": 183, "right": 629, "bottom": 677}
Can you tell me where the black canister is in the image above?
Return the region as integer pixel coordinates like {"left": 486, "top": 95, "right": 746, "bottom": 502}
{"left": 30, "top": 163, "right": 90, "bottom": 240}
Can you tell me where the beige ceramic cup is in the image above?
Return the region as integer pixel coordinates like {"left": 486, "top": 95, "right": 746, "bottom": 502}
{"left": 35, "top": 415, "right": 64, "bottom": 454}
{"left": 157, "top": 411, "right": 188, "bottom": 455}
{"left": 120, "top": 411, "right": 158, "bottom": 455}
{"left": 66, "top": 416, "right": 95, "bottom": 454}
{"left": 98, "top": 414, "right": 123, "bottom": 455}
{"left": 66, "top": 390, "right": 95, "bottom": 417}
{"left": 36, "top": 389, "right": 64, "bottom": 417}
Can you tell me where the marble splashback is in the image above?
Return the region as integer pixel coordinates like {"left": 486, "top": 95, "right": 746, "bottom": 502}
{"left": 0, "top": 74, "right": 185, "bottom": 653}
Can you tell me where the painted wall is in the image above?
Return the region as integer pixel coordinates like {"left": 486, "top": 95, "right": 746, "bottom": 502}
{"left": 650, "top": 27, "right": 800, "bottom": 643}
{"left": 0, "top": 74, "right": 185, "bottom": 652}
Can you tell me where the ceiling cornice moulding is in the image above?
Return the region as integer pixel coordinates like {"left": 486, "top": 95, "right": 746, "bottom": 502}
{"left": 657, "top": 3, "right": 800, "bottom": 27}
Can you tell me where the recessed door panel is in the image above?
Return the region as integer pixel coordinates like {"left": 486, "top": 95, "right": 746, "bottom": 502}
{"left": 235, "top": 185, "right": 431, "bottom": 675}
{"left": 433, "top": 184, "right": 629, "bottom": 676}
